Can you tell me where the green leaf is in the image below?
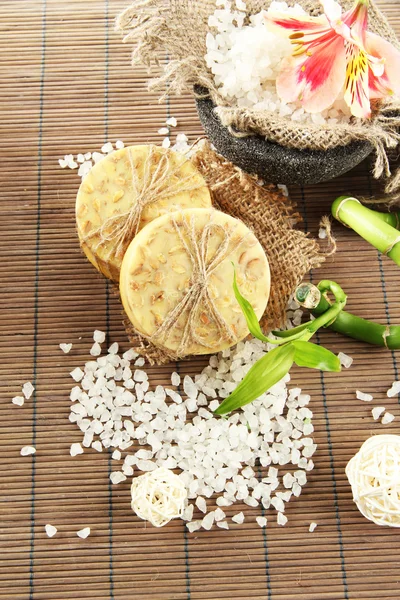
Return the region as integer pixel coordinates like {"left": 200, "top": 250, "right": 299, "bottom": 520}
{"left": 272, "top": 322, "right": 311, "bottom": 340}
{"left": 292, "top": 341, "right": 341, "bottom": 372}
{"left": 232, "top": 265, "right": 273, "bottom": 344}
{"left": 214, "top": 344, "right": 295, "bottom": 415}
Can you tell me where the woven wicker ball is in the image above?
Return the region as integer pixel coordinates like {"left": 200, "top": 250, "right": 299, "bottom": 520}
{"left": 346, "top": 435, "right": 400, "bottom": 527}
{"left": 131, "top": 467, "right": 187, "bottom": 527}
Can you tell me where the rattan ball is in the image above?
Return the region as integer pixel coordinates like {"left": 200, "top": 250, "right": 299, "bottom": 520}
{"left": 346, "top": 435, "right": 400, "bottom": 527}
{"left": 131, "top": 467, "right": 187, "bottom": 527}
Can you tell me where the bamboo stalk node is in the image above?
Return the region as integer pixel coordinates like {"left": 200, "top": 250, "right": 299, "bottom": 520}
{"left": 382, "top": 235, "right": 400, "bottom": 256}
{"left": 334, "top": 196, "right": 361, "bottom": 227}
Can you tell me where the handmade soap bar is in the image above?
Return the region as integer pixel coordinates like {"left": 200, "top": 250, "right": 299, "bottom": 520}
{"left": 120, "top": 208, "right": 270, "bottom": 358}
{"left": 76, "top": 145, "right": 212, "bottom": 281}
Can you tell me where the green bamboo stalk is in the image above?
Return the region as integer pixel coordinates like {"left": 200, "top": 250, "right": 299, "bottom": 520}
{"left": 371, "top": 209, "right": 400, "bottom": 230}
{"left": 296, "top": 283, "right": 400, "bottom": 350}
{"left": 332, "top": 196, "right": 400, "bottom": 266}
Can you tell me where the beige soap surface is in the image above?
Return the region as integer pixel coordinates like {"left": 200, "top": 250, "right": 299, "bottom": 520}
{"left": 76, "top": 145, "right": 212, "bottom": 281}
{"left": 120, "top": 208, "right": 270, "bottom": 357}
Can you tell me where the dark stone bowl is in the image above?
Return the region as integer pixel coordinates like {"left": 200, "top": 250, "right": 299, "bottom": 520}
{"left": 194, "top": 86, "right": 373, "bottom": 186}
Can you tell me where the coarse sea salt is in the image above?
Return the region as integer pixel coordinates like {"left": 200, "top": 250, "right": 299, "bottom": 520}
{"left": 68, "top": 303, "right": 316, "bottom": 530}
{"left": 309, "top": 522, "right": 317, "bottom": 532}
{"left": 338, "top": 352, "right": 353, "bottom": 369}
{"left": 382, "top": 412, "right": 395, "bottom": 425}
{"left": 70, "top": 443, "right": 84, "bottom": 457}
{"left": 22, "top": 382, "right": 35, "bottom": 400}
{"left": 12, "top": 396, "right": 25, "bottom": 407}
{"left": 21, "top": 446, "right": 36, "bottom": 456}
{"left": 372, "top": 407, "right": 386, "bottom": 421}
{"left": 77, "top": 527, "right": 91, "bottom": 539}
{"left": 205, "top": 0, "right": 351, "bottom": 125}
{"left": 60, "top": 343, "right": 73, "bottom": 354}
{"left": 356, "top": 390, "right": 373, "bottom": 402}
{"left": 387, "top": 381, "right": 400, "bottom": 397}
{"left": 45, "top": 524, "right": 58, "bottom": 538}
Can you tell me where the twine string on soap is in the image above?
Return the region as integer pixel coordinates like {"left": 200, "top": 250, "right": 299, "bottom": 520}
{"left": 84, "top": 145, "right": 205, "bottom": 260}
{"left": 150, "top": 212, "right": 245, "bottom": 357}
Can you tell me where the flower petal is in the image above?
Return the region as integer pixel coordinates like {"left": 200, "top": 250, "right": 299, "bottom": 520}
{"left": 365, "top": 31, "right": 400, "bottom": 98}
{"left": 322, "top": 0, "right": 343, "bottom": 25}
{"left": 343, "top": 43, "right": 371, "bottom": 118}
{"left": 264, "top": 12, "right": 328, "bottom": 36}
{"left": 276, "top": 33, "right": 347, "bottom": 113}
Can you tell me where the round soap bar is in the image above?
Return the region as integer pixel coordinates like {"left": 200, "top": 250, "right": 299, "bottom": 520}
{"left": 346, "top": 435, "right": 400, "bottom": 527}
{"left": 76, "top": 145, "right": 212, "bottom": 281}
{"left": 120, "top": 208, "right": 270, "bottom": 357}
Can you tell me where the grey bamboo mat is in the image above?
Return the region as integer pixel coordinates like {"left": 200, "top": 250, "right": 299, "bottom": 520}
{"left": 1, "top": 1, "right": 400, "bottom": 599}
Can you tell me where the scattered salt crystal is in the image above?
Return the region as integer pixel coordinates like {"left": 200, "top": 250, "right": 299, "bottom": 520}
{"left": 318, "top": 228, "right": 327, "bottom": 240}
{"left": 135, "top": 357, "right": 145, "bottom": 367}
{"left": 21, "top": 446, "right": 36, "bottom": 456}
{"left": 84, "top": 152, "right": 92, "bottom": 160}
{"left": 59, "top": 158, "right": 68, "bottom": 168}
{"left": 232, "top": 512, "right": 245, "bottom": 524}
{"left": 196, "top": 497, "right": 207, "bottom": 513}
{"left": 338, "top": 352, "right": 353, "bottom": 369}
{"left": 256, "top": 516, "right": 267, "bottom": 528}
{"left": 158, "top": 127, "right": 170, "bottom": 135}
{"left": 108, "top": 342, "right": 119, "bottom": 355}
{"left": 171, "top": 372, "right": 181, "bottom": 387}
{"left": 110, "top": 471, "right": 127, "bottom": 484}
{"left": 387, "top": 381, "right": 400, "bottom": 397}
{"left": 77, "top": 527, "right": 91, "bottom": 539}
{"left": 123, "top": 349, "right": 138, "bottom": 361}
{"left": 162, "top": 137, "right": 171, "bottom": 149}
{"left": 187, "top": 521, "right": 202, "bottom": 533}
{"left": 92, "top": 152, "right": 104, "bottom": 164}
{"left": 382, "top": 412, "right": 395, "bottom": 425}
{"left": 12, "top": 396, "right": 25, "bottom": 407}
{"left": 201, "top": 512, "right": 215, "bottom": 530}
{"left": 92, "top": 331, "right": 105, "bottom": 345}
{"left": 45, "top": 524, "right": 58, "bottom": 538}
{"left": 60, "top": 343, "right": 73, "bottom": 354}
{"left": 70, "top": 368, "right": 84, "bottom": 382}
{"left": 166, "top": 117, "right": 177, "bottom": 127}
{"left": 92, "top": 441, "right": 103, "bottom": 452}
{"left": 112, "top": 450, "right": 121, "bottom": 460}
{"left": 214, "top": 508, "right": 226, "bottom": 522}
{"left": 115, "top": 140, "right": 125, "bottom": 149}
{"left": 22, "top": 382, "right": 35, "bottom": 399}
{"left": 356, "top": 390, "right": 373, "bottom": 402}
{"left": 122, "top": 464, "right": 134, "bottom": 476}
{"left": 277, "top": 512, "right": 288, "bottom": 526}
{"left": 137, "top": 460, "right": 157, "bottom": 472}
{"left": 183, "top": 504, "right": 194, "bottom": 521}
{"left": 217, "top": 521, "right": 229, "bottom": 529}
{"left": 70, "top": 443, "right": 84, "bottom": 457}
{"left": 372, "top": 406, "right": 385, "bottom": 421}
{"left": 101, "top": 142, "right": 114, "bottom": 154}
{"left": 309, "top": 522, "right": 318, "bottom": 532}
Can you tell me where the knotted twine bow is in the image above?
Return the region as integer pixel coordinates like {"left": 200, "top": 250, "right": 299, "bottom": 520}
{"left": 84, "top": 145, "right": 207, "bottom": 261}
{"left": 148, "top": 211, "right": 247, "bottom": 358}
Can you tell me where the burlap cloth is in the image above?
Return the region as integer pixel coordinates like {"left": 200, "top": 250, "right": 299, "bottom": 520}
{"left": 115, "top": 0, "right": 400, "bottom": 198}
{"left": 123, "top": 142, "right": 325, "bottom": 365}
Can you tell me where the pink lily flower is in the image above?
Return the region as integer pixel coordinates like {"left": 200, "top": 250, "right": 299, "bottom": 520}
{"left": 265, "top": 0, "right": 400, "bottom": 118}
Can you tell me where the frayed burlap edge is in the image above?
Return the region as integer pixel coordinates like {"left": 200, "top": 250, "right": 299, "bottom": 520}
{"left": 115, "top": 0, "right": 400, "bottom": 199}
{"left": 120, "top": 142, "right": 326, "bottom": 365}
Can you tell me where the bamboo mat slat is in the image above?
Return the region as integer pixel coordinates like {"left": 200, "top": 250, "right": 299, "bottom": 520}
{"left": 1, "top": 1, "right": 400, "bottom": 599}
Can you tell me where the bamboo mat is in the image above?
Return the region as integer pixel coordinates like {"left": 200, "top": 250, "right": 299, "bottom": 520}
{"left": 1, "top": 1, "right": 400, "bottom": 599}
